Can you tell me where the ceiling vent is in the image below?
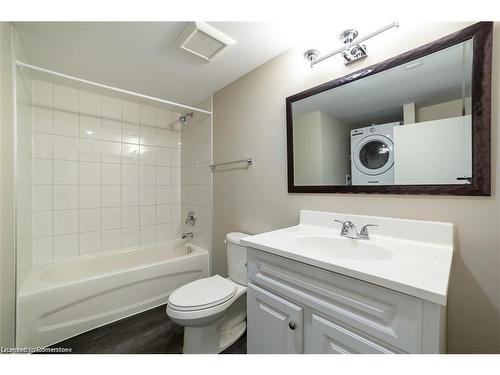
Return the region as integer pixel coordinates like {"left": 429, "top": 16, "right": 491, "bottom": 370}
{"left": 174, "top": 22, "right": 236, "bottom": 62}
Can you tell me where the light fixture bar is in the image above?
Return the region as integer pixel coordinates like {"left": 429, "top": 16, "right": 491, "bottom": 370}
{"left": 310, "top": 22, "right": 399, "bottom": 67}
{"left": 16, "top": 60, "right": 212, "bottom": 115}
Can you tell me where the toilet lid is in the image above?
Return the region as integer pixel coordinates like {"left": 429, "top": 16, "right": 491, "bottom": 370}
{"left": 168, "top": 275, "right": 237, "bottom": 311}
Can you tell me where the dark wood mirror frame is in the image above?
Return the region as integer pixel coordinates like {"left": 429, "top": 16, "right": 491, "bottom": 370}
{"left": 286, "top": 22, "right": 492, "bottom": 196}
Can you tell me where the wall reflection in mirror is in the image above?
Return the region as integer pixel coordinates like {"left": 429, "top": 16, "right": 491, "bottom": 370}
{"left": 291, "top": 39, "right": 473, "bottom": 186}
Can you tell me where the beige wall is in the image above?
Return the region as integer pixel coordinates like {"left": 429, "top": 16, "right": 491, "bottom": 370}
{"left": 213, "top": 22, "right": 500, "bottom": 353}
{"left": 0, "top": 22, "right": 16, "bottom": 347}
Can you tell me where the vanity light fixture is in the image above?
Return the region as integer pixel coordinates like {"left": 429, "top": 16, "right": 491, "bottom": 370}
{"left": 304, "top": 22, "right": 399, "bottom": 67}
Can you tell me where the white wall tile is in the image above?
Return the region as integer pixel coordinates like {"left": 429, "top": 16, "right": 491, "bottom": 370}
{"left": 157, "top": 223, "right": 172, "bottom": 242}
{"left": 79, "top": 208, "right": 101, "bottom": 232}
{"left": 79, "top": 138, "right": 101, "bottom": 162}
{"left": 54, "top": 135, "right": 79, "bottom": 161}
{"left": 33, "top": 159, "right": 52, "bottom": 184}
{"left": 169, "top": 131, "right": 181, "bottom": 148}
{"left": 102, "top": 207, "right": 121, "bottom": 230}
{"left": 33, "top": 237, "right": 53, "bottom": 264}
{"left": 32, "top": 80, "right": 53, "bottom": 107}
{"left": 102, "top": 96, "right": 122, "bottom": 120}
{"left": 140, "top": 225, "right": 156, "bottom": 245}
{"left": 33, "top": 133, "right": 53, "bottom": 159}
{"left": 122, "top": 186, "right": 140, "bottom": 206}
{"left": 156, "top": 129, "right": 170, "bottom": 146}
{"left": 140, "top": 166, "right": 156, "bottom": 185}
{"left": 140, "top": 145, "right": 156, "bottom": 165}
{"left": 102, "top": 229, "right": 122, "bottom": 251}
{"left": 122, "top": 227, "right": 140, "bottom": 248}
{"left": 171, "top": 149, "right": 181, "bottom": 167}
{"left": 53, "top": 185, "right": 78, "bottom": 210}
{"left": 122, "top": 101, "right": 140, "bottom": 124}
{"left": 79, "top": 231, "right": 101, "bottom": 255}
{"left": 53, "top": 234, "right": 79, "bottom": 259}
{"left": 102, "top": 141, "right": 121, "bottom": 163}
{"left": 102, "top": 119, "right": 122, "bottom": 142}
{"left": 171, "top": 185, "right": 181, "bottom": 204}
{"left": 102, "top": 186, "right": 121, "bottom": 207}
{"left": 33, "top": 107, "right": 53, "bottom": 133}
{"left": 54, "top": 85, "right": 79, "bottom": 112}
{"left": 79, "top": 91, "right": 102, "bottom": 116}
{"left": 102, "top": 164, "right": 121, "bottom": 185}
{"left": 80, "top": 115, "right": 102, "bottom": 139}
{"left": 140, "top": 186, "right": 156, "bottom": 206}
{"left": 53, "top": 110, "right": 79, "bottom": 137}
{"left": 171, "top": 167, "right": 181, "bottom": 186}
{"left": 157, "top": 167, "right": 170, "bottom": 185}
{"left": 122, "top": 123, "right": 140, "bottom": 144}
{"left": 156, "top": 205, "right": 171, "bottom": 224}
{"left": 122, "top": 206, "right": 139, "bottom": 228}
{"left": 79, "top": 186, "right": 101, "bottom": 208}
{"left": 53, "top": 160, "right": 78, "bottom": 184}
{"left": 122, "top": 143, "right": 140, "bottom": 164}
{"left": 140, "top": 206, "right": 156, "bottom": 226}
{"left": 156, "top": 109, "right": 171, "bottom": 128}
{"left": 33, "top": 211, "right": 53, "bottom": 238}
{"left": 140, "top": 105, "right": 157, "bottom": 126}
{"left": 156, "top": 186, "right": 171, "bottom": 205}
{"left": 33, "top": 185, "right": 52, "bottom": 211}
{"left": 140, "top": 125, "right": 156, "bottom": 145}
{"left": 156, "top": 147, "right": 170, "bottom": 166}
{"left": 79, "top": 162, "right": 101, "bottom": 185}
{"left": 122, "top": 164, "right": 139, "bottom": 185}
{"left": 54, "top": 210, "right": 78, "bottom": 235}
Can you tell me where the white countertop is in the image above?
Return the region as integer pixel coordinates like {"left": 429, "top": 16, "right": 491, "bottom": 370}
{"left": 241, "top": 210, "right": 454, "bottom": 305}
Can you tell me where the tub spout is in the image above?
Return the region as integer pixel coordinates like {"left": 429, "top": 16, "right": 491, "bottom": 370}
{"left": 182, "top": 232, "right": 194, "bottom": 239}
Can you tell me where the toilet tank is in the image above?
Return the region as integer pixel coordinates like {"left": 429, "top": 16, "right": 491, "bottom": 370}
{"left": 226, "top": 232, "right": 249, "bottom": 286}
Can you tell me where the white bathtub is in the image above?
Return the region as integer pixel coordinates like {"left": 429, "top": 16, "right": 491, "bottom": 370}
{"left": 17, "top": 240, "right": 209, "bottom": 348}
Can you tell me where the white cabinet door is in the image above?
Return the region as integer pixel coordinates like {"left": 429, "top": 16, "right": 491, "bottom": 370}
{"left": 307, "top": 314, "right": 398, "bottom": 354}
{"left": 247, "top": 283, "right": 303, "bottom": 354}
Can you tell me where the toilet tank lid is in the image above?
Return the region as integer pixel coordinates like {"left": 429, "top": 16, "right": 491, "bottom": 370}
{"left": 226, "top": 232, "right": 250, "bottom": 245}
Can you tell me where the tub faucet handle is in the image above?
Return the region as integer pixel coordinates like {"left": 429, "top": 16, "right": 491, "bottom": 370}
{"left": 185, "top": 210, "right": 196, "bottom": 225}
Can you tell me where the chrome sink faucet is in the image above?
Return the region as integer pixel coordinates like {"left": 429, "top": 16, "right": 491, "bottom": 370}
{"left": 334, "top": 220, "right": 378, "bottom": 240}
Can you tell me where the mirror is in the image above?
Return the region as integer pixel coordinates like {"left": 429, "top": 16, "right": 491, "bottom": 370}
{"left": 286, "top": 22, "right": 492, "bottom": 195}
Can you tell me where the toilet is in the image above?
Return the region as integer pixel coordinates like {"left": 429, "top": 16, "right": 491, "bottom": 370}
{"left": 166, "top": 232, "right": 249, "bottom": 354}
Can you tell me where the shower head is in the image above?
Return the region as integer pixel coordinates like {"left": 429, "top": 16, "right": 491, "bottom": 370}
{"left": 178, "top": 112, "right": 193, "bottom": 125}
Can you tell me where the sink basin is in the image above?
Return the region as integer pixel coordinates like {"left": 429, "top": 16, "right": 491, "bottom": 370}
{"left": 284, "top": 233, "right": 393, "bottom": 261}
{"left": 240, "top": 210, "right": 454, "bottom": 305}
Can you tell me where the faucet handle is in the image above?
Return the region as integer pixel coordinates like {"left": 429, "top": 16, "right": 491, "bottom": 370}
{"left": 359, "top": 224, "right": 378, "bottom": 239}
{"left": 334, "top": 220, "right": 355, "bottom": 236}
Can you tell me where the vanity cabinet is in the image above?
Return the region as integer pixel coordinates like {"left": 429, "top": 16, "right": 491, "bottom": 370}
{"left": 246, "top": 248, "right": 446, "bottom": 354}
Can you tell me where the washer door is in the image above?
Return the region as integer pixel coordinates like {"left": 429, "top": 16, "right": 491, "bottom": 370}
{"left": 353, "top": 135, "right": 394, "bottom": 176}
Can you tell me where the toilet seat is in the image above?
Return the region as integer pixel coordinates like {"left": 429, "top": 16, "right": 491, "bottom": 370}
{"left": 168, "top": 275, "right": 237, "bottom": 312}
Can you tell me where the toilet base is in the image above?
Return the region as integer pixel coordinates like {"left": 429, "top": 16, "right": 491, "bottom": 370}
{"left": 182, "top": 296, "right": 246, "bottom": 354}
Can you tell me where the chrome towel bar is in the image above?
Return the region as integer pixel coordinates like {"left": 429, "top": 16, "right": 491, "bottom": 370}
{"left": 209, "top": 158, "right": 253, "bottom": 171}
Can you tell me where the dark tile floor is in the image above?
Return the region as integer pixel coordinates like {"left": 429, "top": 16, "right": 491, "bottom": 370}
{"left": 46, "top": 304, "right": 247, "bottom": 354}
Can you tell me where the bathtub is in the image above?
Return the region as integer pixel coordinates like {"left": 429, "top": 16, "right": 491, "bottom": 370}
{"left": 17, "top": 240, "right": 209, "bottom": 348}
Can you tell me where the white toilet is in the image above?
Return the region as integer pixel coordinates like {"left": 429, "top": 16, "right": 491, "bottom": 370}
{"left": 166, "top": 232, "right": 249, "bottom": 354}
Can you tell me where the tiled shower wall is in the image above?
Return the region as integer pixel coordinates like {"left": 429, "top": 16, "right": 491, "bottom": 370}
{"left": 181, "top": 105, "right": 212, "bottom": 254}
{"left": 30, "top": 79, "right": 182, "bottom": 264}
{"left": 16, "top": 68, "right": 33, "bottom": 274}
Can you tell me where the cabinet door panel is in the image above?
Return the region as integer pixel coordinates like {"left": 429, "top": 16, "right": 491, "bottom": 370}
{"left": 308, "top": 314, "right": 398, "bottom": 354}
{"left": 247, "top": 283, "right": 303, "bottom": 354}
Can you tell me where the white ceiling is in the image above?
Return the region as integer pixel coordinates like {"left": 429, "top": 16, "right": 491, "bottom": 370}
{"left": 13, "top": 22, "right": 297, "bottom": 106}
